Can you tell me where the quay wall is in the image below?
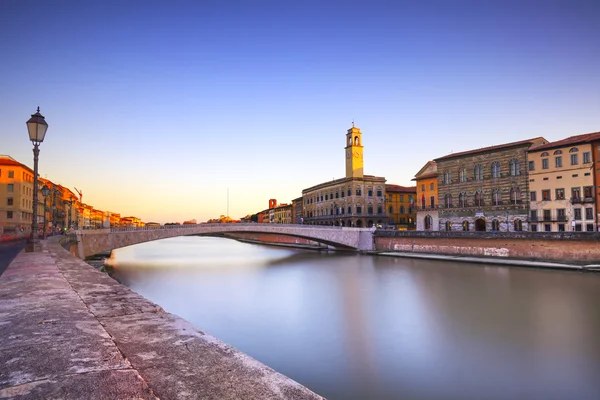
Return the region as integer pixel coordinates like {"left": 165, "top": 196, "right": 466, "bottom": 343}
{"left": 374, "top": 231, "right": 600, "bottom": 263}
{"left": 220, "top": 232, "right": 325, "bottom": 248}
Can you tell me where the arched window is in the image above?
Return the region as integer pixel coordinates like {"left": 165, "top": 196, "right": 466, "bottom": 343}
{"left": 492, "top": 219, "right": 500, "bottom": 231}
{"left": 491, "top": 162, "right": 501, "bottom": 178}
{"left": 492, "top": 189, "right": 501, "bottom": 206}
{"left": 388, "top": 206, "right": 393, "bottom": 214}
{"left": 474, "top": 190, "right": 483, "bottom": 206}
{"left": 459, "top": 168, "right": 467, "bottom": 182}
{"left": 462, "top": 220, "right": 469, "bottom": 231}
{"left": 473, "top": 165, "right": 483, "bottom": 181}
{"left": 510, "top": 187, "right": 521, "bottom": 203}
{"left": 458, "top": 193, "right": 465, "bottom": 208}
{"left": 354, "top": 136, "right": 359, "bottom": 145}
{"left": 553, "top": 150, "right": 563, "bottom": 155}
{"left": 348, "top": 137, "right": 352, "bottom": 146}
{"left": 541, "top": 152, "right": 549, "bottom": 157}
{"left": 445, "top": 221, "right": 452, "bottom": 231}
{"left": 509, "top": 159, "right": 520, "bottom": 176}
{"left": 424, "top": 215, "right": 432, "bottom": 230}
{"left": 514, "top": 219, "right": 523, "bottom": 231}
{"left": 444, "top": 170, "right": 451, "bottom": 184}
{"left": 445, "top": 194, "right": 452, "bottom": 208}
{"left": 569, "top": 147, "right": 579, "bottom": 153}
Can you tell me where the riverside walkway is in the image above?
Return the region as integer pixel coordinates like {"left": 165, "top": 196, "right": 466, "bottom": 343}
{"left": 0, "top": 238, "right": 322, "bottom": 399}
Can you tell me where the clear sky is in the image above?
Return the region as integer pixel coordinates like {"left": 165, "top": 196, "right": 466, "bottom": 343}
{"left": 1, "top": 0, "right": 599, "bottom": 223}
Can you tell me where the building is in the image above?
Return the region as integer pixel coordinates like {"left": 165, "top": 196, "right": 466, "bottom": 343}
{"left": 435, "top": 137, "right": 547, "bottom": 232}
{"left": 593, "top": 136, "right": 600, "bottom": 231}
{"left": 302, "top": 125, "right": 387, "bottom": 227}
{"left": 527, "top": 131, "right": 600, "bottom": 232}
{"left": 273, "top": 203, "right": 292, "bottom": 224}
{"left": 0, "top": 156, "right": 35, "bottom": 235}
{"left": 291, "top": 197, "right": 303, "bottom": 224}
{"left": 412, "top": 161, "right": 439, "bottom": 231}
{"left": 385, "top": 184, "right": 416, "bottom": 230}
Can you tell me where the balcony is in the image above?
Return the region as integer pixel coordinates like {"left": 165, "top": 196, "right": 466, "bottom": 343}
{"left": 417, "top": 205, "right": 438, "bottom": 211}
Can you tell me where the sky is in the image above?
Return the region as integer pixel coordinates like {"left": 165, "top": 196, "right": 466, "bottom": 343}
{"left": 1, "top": 0, "right": 599, "bottom": 224}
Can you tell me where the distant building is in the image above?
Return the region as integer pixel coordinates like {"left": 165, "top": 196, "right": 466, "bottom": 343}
{"left": 412, "top": 161, "right": 439, "bottom": 231}
{"left": 527, "top": 131, "right": 600, "bottom": 232}
{"left": 385, "top": 184, "right": 416, "bottom": 230}
{"left": 0, "top": 155, "right": 35, "bottom": 235}
{"left": 291, "top": 197, "right": 303, "bottom": 224}
{"left": 273, "top": 203, "right": 292, "bottom": 224}
{"left": 435, "top": 137, "right": 547, "bottom": 232}
{"left": 302, "top": 125, "right": 387, "bottom": 227}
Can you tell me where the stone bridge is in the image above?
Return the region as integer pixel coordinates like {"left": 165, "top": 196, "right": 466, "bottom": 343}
{"left": 74, "top": 223, "right": 376, "bottom": 258}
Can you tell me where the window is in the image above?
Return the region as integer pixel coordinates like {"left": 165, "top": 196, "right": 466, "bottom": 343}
{"left": 7, "top": 198, "right": 13, "bottom": 206}
{"left": 555, "top": 188, "right": 565, "bottom": 200}
{"left": 7, "top": 184, "right": 14, "bottom": 193}
{"left": 542, "top": 158, "right": 549, "bottom": 169}
{"left": 367, "top": 206, "right": 373, "bottom": 215}
{"left": 347, "top": 206, "right": 352, "bottom": 214}
{"left": 543, "top": 209, "right": 551, "bottom": 221}
{"left": 458, "top": 193, "right": 465, "bottom": 208}
{"left": 544, "top": 224, "right": 552, "bottom": 232}
{"left": 430, "top": 183, "right": 434, "bottom": 190}
{"left": 587, "top": 224, "right": 594, "bottom": 232}
{"left": 571, "top": 187, "right": 581, "bottom": 200}
{"left": 570, "top": 154, "right": 578, "bottom": 165}
{"left": 430, "top": 196, "right": 435, "bottom": 208}
{"left": 492, "top": 189, "right": 501, "bottom": 205}
{"left": 400, "top": 206, "right": 405, "bottom": 214}
{"left": 569, "top": 147, "right": 579, "bottom": 153}
{"left": 445, "top": 221, "right": 452, "bottom": 231}
{"left": 491, "top": 162, "right": 500, "bottom": 178}
{"left": 528, "top": 161, "right": 535, "bottom": 171}
{"left": 377, "top": 206, "right": 383, "bottom": 214}
{"left": 575, "top": 224, "right": 582, "bottom": 232}
{"left": 459, "top": 168, "right": 467, "bottom": 182}
{"left": 388, "top": 206, "right": 393, "bottom": 214}
{"left": 555, "top": 156, "right": 562, "bottom": 167}
{"left": 356, "top": 206, "right": 362, "bottom": 214}
{"left": 474, "top": 190, "right": 483, "bottom": 206}
{"left": 584, "top": 186, "right": 593, "bottom": 199}
{"left": 553, "top": 150, "right": 563, "bottom": 155}
{"left": 8, "top": 170, "right": 14, "bottom": 178}
{"left": 335, "top": 192, "right": 339, "bottom": 199}
{"left": 531, "top": 224, "right": 538, "bottom": 232}
{"left": 510, "top": 187, "right": 521, "bottom": 203}
{"left": 348, "top": 188, "right": 351, "bottom": 197}
{"left": 530, "top": 210, "right": 538, "bottom": 221}
{"left": 492, "top": 220, "right": 500, "bottom": 231}
{"left": 583, "top": 152, "right": 591, "bottom": 164}
{"left": 558, "top": 224, "right": 565, "bottom": 232}
{"left": 473, "top": 165, "right": 483, "bottom": 181}
{"left": 557, "top": 208, "right": 566, "bottom": 221}
{"left": 530, "top": 191, "right": 537, "bottom": 201}
{"left": 462, "top": 221, "right": 469, "bottom": 231}
{"left": 574, "top": 208, "right": 582, "bottom": 220}
{"left": 514, "top": 219, "right": 522, "bottom": 231}
{"left": 444, "top": 171, "right": 451, "bottom": 184}
{"left": 585, "top": 208, "right": 593, "bottom": 220}
{"left": 377, "top": 189, "right": 382, "bottom": 197}
{"left": 7, "top": 211, "right": 13, "bottom": 219}
{"left": 542, "top": 190, "right": 551, "bottom": 201}
{"left": 341, "top": 191, "right": 345, "bottom": 198}
{"left": 367, "top": 189, "right": 373, "bottom": 197}
{"left": 356, "top": 188, "right": 361, "bottom": 196}
{"left": 509, "top": 159, "right": 520, "bottom": 176}
{"left": 325, "top": 194, "right": 328, "bottom": 201}
{"left": 445, "top": 194, "right": 452, "bottom": 208}
{"left": 421, "top": 184, "right": 425, "bottom": 191}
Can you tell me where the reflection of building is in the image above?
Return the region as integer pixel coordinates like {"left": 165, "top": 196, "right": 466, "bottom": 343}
{"left": 435, "top": 137, "right": 547, "bottom": 232}
{"left": 303, "top": 125, "right": 387, "bottom": 227}
{"left": 412, "top": 161, "right": 439, "bottom": 231}
{"left": 385, "top": 184, "right": 416, "bottom": 230}
{"left": 528, "top": 131, "right": 600, "bottom": 232}
{"left": 0, "top": 156, "right": 34, "bottom": 235}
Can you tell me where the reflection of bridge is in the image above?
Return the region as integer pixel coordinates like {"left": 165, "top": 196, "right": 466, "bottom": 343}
{"left": 74, "top": 223, "right": 376, "bottom": 258}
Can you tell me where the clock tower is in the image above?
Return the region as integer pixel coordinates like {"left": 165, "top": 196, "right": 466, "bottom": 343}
{"left": 345, "top": 124, "right": 364, "bottom": 178}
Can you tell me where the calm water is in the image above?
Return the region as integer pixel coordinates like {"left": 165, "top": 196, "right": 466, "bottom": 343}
{"left": 109, "top": 236, "right": 600, "bottom": 400}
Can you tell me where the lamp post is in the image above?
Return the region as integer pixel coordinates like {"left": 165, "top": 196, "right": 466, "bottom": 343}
{"left": 41, "top": 185, "right": 50, "bottom": 239}
{"left": 26, "top": 107, "right": 48, "bottom": 249}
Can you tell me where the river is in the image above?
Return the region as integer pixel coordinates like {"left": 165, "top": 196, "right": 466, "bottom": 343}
{"left": 108, "top": 236, "right": 600, "bottom": 400}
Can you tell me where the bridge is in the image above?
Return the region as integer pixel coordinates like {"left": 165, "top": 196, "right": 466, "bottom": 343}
{"left": 74, "top": 223, "right": 376, "bottom": 258}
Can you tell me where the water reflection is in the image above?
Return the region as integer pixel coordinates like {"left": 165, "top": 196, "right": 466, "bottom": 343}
{"left": 110, "top": 236, "right": 600, "bottom": 400}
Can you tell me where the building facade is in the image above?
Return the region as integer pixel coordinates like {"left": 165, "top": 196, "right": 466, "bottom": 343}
{"left": 302, "top": 125, "right": 387, "bottom": 227}
{"left": 273, "top": 203, "right": 292, "bottom": 224}
{"left": 0, "top": 156, "right": 35, "bottom": 235}
{"left": 412, "top": 161, "right": 439, "bottom": 231}
{"left": 385, "top": 184, "right": 416, "bottom": 230}
{"left": 593, "top": 137, "right": 600, "bottom": 231}
{"left": 435, "top": 137, "right": 547, "bottom": 232}
{"left": 528, "top": 131, "right": 599, "bottom": 232}
{"left": 291, "top": 197, "right": 303, "bottom": 224}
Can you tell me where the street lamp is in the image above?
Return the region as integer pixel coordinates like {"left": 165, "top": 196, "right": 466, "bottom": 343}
{"left": 41, "top": 184, "right": 50, "bottom": 239}
{"left": 26, "top": 107, "right": 48, "bottom": 248}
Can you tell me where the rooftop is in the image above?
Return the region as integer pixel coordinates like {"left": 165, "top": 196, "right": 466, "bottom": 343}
{"left": 529, "top": 131, "right": 600, "bottom": 152}
{"left": 434, "top": 137, "right": 547, "bottom": 161}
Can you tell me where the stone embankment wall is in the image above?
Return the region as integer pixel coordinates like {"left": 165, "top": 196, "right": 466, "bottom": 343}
{"left": 220, "top": 232, "right": 325, "bottom": 248}
{"left": 375, "top": 231, "right": 600, "bottom": 263}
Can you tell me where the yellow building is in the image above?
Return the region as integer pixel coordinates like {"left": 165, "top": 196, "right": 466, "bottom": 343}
{"left": 273, "top": 203, "right": 292, "bottom": 224}
{"left": 412, "top": 161, "right": 439, "bottom": 231}
{"left": 303, "top": 125, "right": 387, "bottom": 227}
{"left": 528, "top": 131, "right": 599, "bottom": 232}
{"left": 385, "top": 184, "right": 416, "bottom": 230}
{"left": 0, "top": 156, "right": 35, "bottom": 235}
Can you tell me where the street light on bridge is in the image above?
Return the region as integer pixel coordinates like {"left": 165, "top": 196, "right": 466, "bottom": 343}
{"left": 26, "top": 107, "right": 48, "bottom": 250}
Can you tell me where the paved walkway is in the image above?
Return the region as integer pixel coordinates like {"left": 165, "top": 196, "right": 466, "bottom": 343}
{"left": 0, "top": 238, "right": 322, "bottom": 399}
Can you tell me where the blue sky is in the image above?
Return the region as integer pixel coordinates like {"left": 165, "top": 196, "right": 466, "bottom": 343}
{"left": 1, "top": 0, "right": 599, "bottom": 223}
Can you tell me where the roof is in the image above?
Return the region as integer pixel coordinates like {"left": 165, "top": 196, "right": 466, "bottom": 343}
{"left": 434, "top": 137, "right": 547, "bottom": 161}
{"left": 529, "top": 131, "right": 600, "bottom": 152}
{"left": 0, "top": 155, "right": 33, "bottom": 173}
{"left": 386, "top": 184, "right": 416, "bottom": 193}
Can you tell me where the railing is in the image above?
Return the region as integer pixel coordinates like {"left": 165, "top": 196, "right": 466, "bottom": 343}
{"left": 569, "top": 197, "right": 594, "bottom": 204}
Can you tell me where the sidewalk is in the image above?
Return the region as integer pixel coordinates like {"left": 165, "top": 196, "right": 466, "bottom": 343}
{"left": 0, "top": 238, "right": 322, "bottom": 399}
